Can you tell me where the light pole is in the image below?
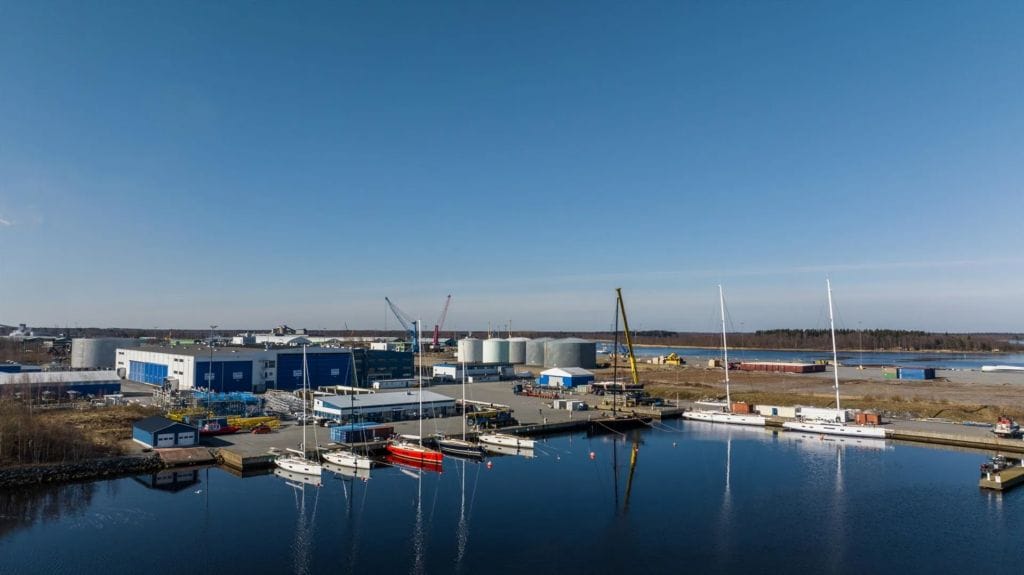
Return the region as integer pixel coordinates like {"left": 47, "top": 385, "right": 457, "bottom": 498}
{"left": 208, "top": 324, "right": 218, "bottom": 394}
{"left": 858, "top": 322, "right": 864, "bottom": 368}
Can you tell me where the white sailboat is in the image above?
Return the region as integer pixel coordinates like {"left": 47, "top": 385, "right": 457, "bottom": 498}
{"left": 782, "top": 279, "right": 887, "bottom": 439}
{"left": 275, "top": 345, "right": 323, "bottom": 477}
{"left": 683, "top": 285, "right": 766, "bottom": 427}
{"left": 477, "top": 432, "right": 535, "bottom": 449}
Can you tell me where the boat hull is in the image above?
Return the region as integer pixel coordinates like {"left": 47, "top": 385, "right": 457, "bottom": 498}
{"left": 437, "top": 438, "right": 486, "bottom": 458}
{"left": 782, "top": 420, "right": 887, "bottom": 438}
{"left": 683, "top": 410, "right": 766, "bottom": 427}
{"left": 387, "top": 441, "right": 444, "bottom": 464}
{"left": 275, "top": 455, "right": 323, "bottom": 477}
{"left": 478, "top": 433, "right": 535, "bottom": 449}
{"left": 323, "top": 450, "right": 372, "bottom": 469}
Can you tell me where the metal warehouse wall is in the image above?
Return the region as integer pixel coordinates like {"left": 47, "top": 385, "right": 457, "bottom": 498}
{"left": 129, "top": 361, "right": 169, "bottom": 385}
{"left": 194, "top": 360, "right": 254, "bottom": 393}
{"left": 275, "top": 352, "right": 353, "bottom": 390}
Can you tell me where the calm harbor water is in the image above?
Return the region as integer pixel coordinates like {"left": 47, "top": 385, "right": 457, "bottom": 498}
{"left": 2, "top": 423, "right": 1021, "bottom": 575}
{"left": 616, "top": 345, "right": 1024, "bottom": 370}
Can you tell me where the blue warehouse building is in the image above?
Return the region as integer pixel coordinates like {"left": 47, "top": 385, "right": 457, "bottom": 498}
{"left": 537, "top": 367, "right": 595, "bottom": 389}
{"left": 117, "top": 346, "right": 360, "bottom": 392}
{"left": 132, "top": 416, "right": 199, "bottom": 449}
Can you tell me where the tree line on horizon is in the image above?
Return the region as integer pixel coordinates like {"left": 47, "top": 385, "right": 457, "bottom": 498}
{"left": 6, "top": 327, "right": 1020, "bottom": 354}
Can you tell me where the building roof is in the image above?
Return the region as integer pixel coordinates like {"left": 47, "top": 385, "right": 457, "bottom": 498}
{"left": 320, "top": 390, "right": 455, "bottom": 410}
{"left": 133, "top": 415, "right": 194, "bottom": 433}
{"left": 541, "top": 367, "right": 594, "bottom": 377}
{"left": 0, "top": 370, "right": 120, "bottom": 385}
{"left": 124, "top": 345, "right": 352, "bottom": 358}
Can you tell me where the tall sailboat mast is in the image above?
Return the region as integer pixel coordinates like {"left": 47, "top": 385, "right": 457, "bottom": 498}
{"left": 461, "top": 359, "right": 467, "bottom": 440}
{"left": 417, "top": 319, "right": 423, "bottom": 445}
{"left": 827, "top": 278, "right": 842, "bottom": 412}
{"left": 719, "top": 284, "right": 730, "bottom": 409}
{"left": 302, "top": 345, "right": 308, "bottom": 456}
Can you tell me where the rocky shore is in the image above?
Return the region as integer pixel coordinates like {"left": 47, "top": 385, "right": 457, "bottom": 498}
{"left": 0, "top": 454, "right": 164, "bottom": 490}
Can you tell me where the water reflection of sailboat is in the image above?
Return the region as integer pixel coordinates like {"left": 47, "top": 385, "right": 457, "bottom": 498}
{"left": 323, "top": 460, "right": 371, "bottom": 482}
{"left": 481, "top": 443, "right": 535, "bottom": 458}
{"left": 773, "top": 430, "right": 890, "bottom": 453}
{"left": 279, "top": 469, "right": 321, "bottom": 575}
{"left": 385, "top": 453, "right": 443, "bottom": 474}
{"left": 455, "top": 457, "right": 478, "bottom": 571}
{"left": 274, "top": 467, "right": 324, "bottom": 487}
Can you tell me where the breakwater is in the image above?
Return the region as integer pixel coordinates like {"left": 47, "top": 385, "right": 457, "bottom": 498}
{"left": 0, "top": 455, "right": 163, "bottom": 490}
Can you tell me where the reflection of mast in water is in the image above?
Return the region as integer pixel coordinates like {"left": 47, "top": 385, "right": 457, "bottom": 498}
{"left": 623, "top": 438, "right": 640, "bottom": 511}
{"left": 286, "top": 477, "right": 320, "bottom": 575}
{"left": 411, "top": 469, "right": 426, "bottom": 575}
{"left": 455, "top": 459, "right": 469, "bottom": 569}
{"left": 609, "top": 432, "right": 641, "bottom": 513}
{"left": 723, "top": 435, "right": 732, "bottom": 510}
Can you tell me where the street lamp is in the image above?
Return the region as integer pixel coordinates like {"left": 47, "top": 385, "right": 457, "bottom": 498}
{"left": 208, "top": 324, "right": 218, "bottom": 394}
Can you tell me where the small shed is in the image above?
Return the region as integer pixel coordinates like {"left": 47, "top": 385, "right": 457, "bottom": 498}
{"left": 132, "top": 416, "right": 199, "bottom": 449}
{"left": 537, "top": 367, "right": 595, "bottom": 389}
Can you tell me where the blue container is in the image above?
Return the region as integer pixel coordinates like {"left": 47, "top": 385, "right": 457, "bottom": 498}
{"left": 898, "top": 367, "right": 935, "bottom": 380}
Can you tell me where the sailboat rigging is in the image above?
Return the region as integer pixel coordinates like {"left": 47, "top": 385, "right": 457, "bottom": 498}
{"left": 683, "top": 285, "right": 766, "bottom": 426}
{"left": 386, "top": 320, "right": 445, "bottom": 467}
{"left": 274, "top": 345, "right": 323, "bottom": 477}
{"left": 436, "top": 360, "right": 486, "bottom": 458}
{"left": 782, "top": 279, "right": 887, "bottom": 439}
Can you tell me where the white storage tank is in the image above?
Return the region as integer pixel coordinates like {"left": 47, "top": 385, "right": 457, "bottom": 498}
{"left": 457, "top": 338, "right": 483, "bottom": 363}
{"left": 507, "top": 337, "right": 529, "bottom": 364}
{"left": 526, "top": 337, "right": 552, "bottom": 366}
{"left": 71, "top": 338, "right": 142, "bottom": 369}
{"left": 544, "top": 338, "right": 597, "bottom": 369}
{"left": 482, "top": 338, "right": 510, "bottom": 363}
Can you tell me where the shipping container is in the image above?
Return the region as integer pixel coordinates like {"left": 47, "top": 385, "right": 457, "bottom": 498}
{"left": 898, "top": 367, "right": 935, "bottom": 380}
{"left": 731, "top": 402, "right": 751, "bottom": 414}
{"left": 738, "top": 362, "right": 825, "bottom": 374}
{"left": 755, "top": 404, "right": 798, "bottom": 418}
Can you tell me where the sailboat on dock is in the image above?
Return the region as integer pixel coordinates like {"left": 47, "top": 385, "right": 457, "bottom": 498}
{"left": 683, "top": 285, "right": 766, "bottom": 427}
{"left": 782, "top": 279, "right": 887, "bottom": 439}
{"left": 275, "top": 345, "right": 323, "bottom": 478}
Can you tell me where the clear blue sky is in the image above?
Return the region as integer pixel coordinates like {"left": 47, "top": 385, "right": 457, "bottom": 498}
{"left": 1, "top": 1, "right": 1022, "bottom": 332}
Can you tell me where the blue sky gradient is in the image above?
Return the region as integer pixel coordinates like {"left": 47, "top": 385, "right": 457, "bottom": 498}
{"left": 1, "top": 1, "right": 1022, "bottom": 332}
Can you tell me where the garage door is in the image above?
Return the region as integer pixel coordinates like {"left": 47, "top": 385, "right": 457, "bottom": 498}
{"left": 177, "top": 432, "right": 196, "bottom": 445}
{"left": 155, "top": 433, "right": 175, "bottom": 448}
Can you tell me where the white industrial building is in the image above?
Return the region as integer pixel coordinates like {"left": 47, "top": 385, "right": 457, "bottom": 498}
{"left": 313, "top": 390, "right": 456, "bottom": 423}
{"left": 432, "top": 363, "right": 515, "bottom": 382}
